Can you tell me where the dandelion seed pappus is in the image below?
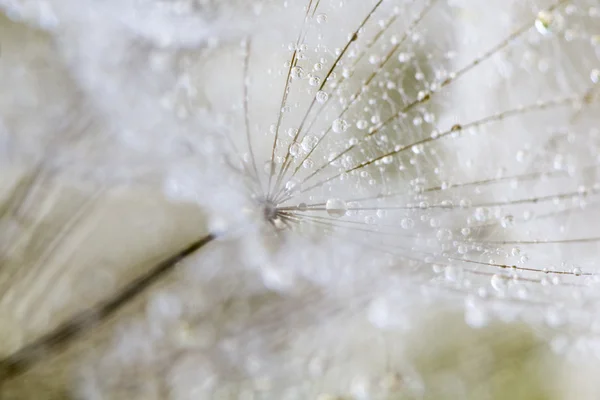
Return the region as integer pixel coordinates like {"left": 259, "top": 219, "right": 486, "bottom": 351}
{"left": 1, "top": 0, "right": 600, "bottom": 398}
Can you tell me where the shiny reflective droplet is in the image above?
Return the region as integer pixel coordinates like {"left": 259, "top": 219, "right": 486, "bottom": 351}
{"left": 356, "top": 120, "right": 368, "bottom": 130}
{"left": 332, "top": 118, "right": 349, "bottom": 133}
{"left": 500, "top": 215, "right": 514, "bottom": 228}
{"left": 535, "top": 10, "right": 562, "bottom": 35}
{"left": 301, "top": 135, "right": 318, "bottom": 152}
{"left": 288, "top": 142, "right": 301, "bottom": 157}
{"left": 291, "top": 66, "right": 304, "bottom": 79}
{"left": 326, "top": 198, "right": 347, "bottom": 217}
{"left": 316, "top": 13, "right": 327, "bottom": 24}
{"left": 591, "top": 69, "right": 600, "bottom": 84}
{"left": 316, "top": 90, "right": 329, "bottom": 103}
{"left": 400, "top": 218, "right": 414, "bottom": 229}
{"left": 285, "top": 178, "right": 300, "bottom": 193}
{"left": 444, "top": 265, "right": 463, "bottom": 282}
{"left": 490, "top": 274, "right": 507, "bottom": 292}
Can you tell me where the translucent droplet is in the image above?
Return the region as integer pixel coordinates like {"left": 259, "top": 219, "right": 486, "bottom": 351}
{"left": 316, "top": 13, "right": 327, "bottom": 24}
{"left": 591, "top": 69, "right": 600, "bottom": 84}
{"left": 301, "top": 135, "right": 318, "bottom": 152}
{"left": 490, "top": 274, "right": 506, "bottom": 292}
{"left": 444, "top": 265, "right": 463, "bottom": 282}
{"left": 309, "top": 75, "right": 321, "bottom": 86}
{"left": 436, "top": 229, "right": 452, "bottom": 241}
{"left": 500, "top": 215, "right": 514, "bottom": 228}
{"left": 573, "top": 267, "right": 582, "bottom": 276}
{"left": 316, "top": 90, "right": 329, "bottom": 103}
{"left": 288, "top": 142, "right": 301, "bottom": 157}
{"left": 398, "top": 52, "right": 411, "bottom": 63}
{"left": 535, "top": 10, "right": 561, "bottom": 35}
{"left": 291, "top": 66, "right": 304, "bottom": 79}
{"left": 285, "top": 179, "right": 301, "bottom": 193}
{"left": 364, "top": 215, "right": 376, "bottom": 224}
{"left": 400, "top": 218, "right": 414, "bottom": 229}
{"left": 356, "top": 120, "right": 368, "bottom": 130}
{"left": 326, "top": 198, "right": 347, "bottom": 217}
{"left": 332, "top": 118, "right": 349, "bottom": 133}
{"left": 263, "top": 160, "right": 274, "bottom": 174}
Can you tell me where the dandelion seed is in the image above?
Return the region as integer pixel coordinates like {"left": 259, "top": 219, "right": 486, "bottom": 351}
{"left": 3, "top": 0, "right": 600, "bottom": 396}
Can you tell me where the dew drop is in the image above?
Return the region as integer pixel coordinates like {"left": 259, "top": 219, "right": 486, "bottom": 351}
{"left": 397, "top": 52, "right": 411, "bottom": 63}
{"left": 288, "top": 142, "right": 301, "bottom": 157}
{"left": 535, "top": 10, "right": 562, "bottom": 35}
{"left": 291, "top": 66, "right": 304, "bottom": 80}
{"left": 285, "top": 178, "right": 301, "bottom": 193}
{"left": 263, "top": 160, "right": 274, "bottom": 174}
{"left": 400, "top": 218, "right": 414, "bottom": 229}
{"left": 490, "top": 274, "right": 507, "bottom": 292}
{"left": 301, "top": 135, "right": 318, "bottom": 152}
{"left": 316, "top": 90, "right": 329, "bottom": 103}
{"left": 356, "top": 120, "right": 368, "bottom": 130}
{"left": 325, "top": 198, "right": 347, "bottom": 217}
{"left": 364, "top": 215, "right": 376, "bottom": 224}
{"left": 591, "top": 69, "right": 600, "bottom": 84}
{"left": 309, "top": 75, "right": 321, "bottom": 86}
{"left": 500, "top": 215, "right": 514, "bottom": 228}
{"left": 316, "top": 13, "right": 327, "bottom": 24}
{"left": 444, "top": 265, "right": 463, "bottom": 282}
{"left": 332, "top": 118, "right": 349, "bottom": 133}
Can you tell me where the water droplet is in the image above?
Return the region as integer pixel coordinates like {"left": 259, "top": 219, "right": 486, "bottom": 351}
{"left": 356, "top": 120, "right": 368, "bottom": 130}
{"left": 301, "top": 135, "right": 318, "bottom": 152}
{"left": 591, "top": 69, "right": 600, "bottom": 84}
{"left": 444, "top": 265, "right": 463, "bottom": 282}
{"left": 436, "top": 229, "right": 452, "bottom": 241}
{"left": 573, "top": 267, "right": 582, "bottom": 276}
{"left": 309, "top": 75, "right": 321, "bottom": 86}
{"left": 398, "top": 218, "right": 413, "bottom": 230}
{"left": 382, "top": 155, "right": 393, "bottom": 164}
{"left": 316, "top": 13, "right": 327, "bottom": 24}
{"left": 500, "top": 215, "right": 514, "bottom": 228}
{"left": 397, "top": 52, "right": 411, "bottom": 63}
{"left": 535, "top": 10, "right": 562, "bottom": 35}
{"left": 285, "top": 178, "right": 301, "bottom": 193}
{"left": 263, "top": 160, "right": 274, "bottom": 174}
{"left": 332, "top": 118, "right": 349, "bottom": 133}
{"left": 325, "top": 198, "right": 347, "bottom": 217}
{"left": 291, "top": 66, "right": 304, "bottom": 79}
{"left": 288, "top": 142, "right": 301, "bottom": 157}
{"left": 490, "top": 274, "right": 507, "bottom": 292}
{"left": 316, "top": 90, "right": 329, "bottom": 103}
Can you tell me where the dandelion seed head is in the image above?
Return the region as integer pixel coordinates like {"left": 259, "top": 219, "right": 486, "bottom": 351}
{"left": 4, "top": 0, "right": 600, "bottom": 397}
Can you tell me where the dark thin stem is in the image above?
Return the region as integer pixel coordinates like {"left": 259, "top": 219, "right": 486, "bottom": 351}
{"left": 0, "top": 233, "right": 217, "bottom": 384}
